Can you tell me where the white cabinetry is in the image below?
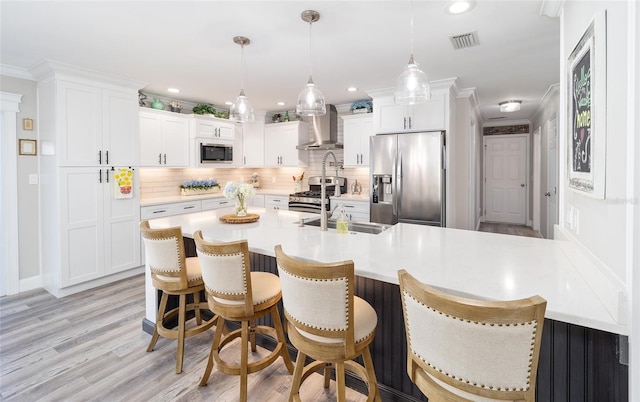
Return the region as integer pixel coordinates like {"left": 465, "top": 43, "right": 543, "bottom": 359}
{"left": 33, "top": 61, "right": 143, "bottom": 296}
{"left": 241, "top": 119, "right": 265, "bottom": 166}
{"left": 140, "top": 108, "right": 190, "bottom": 167}
{"left": 342, "top": 114, "right": 373, "bottom": 167}
{"left": 332, "top": 198, "right": 369, "bottom": 222}
{"left": 193, "top": 116, "right": 235, "bottom": 140}
{"left": 265, "top": 195, "right": 289, "bottom": 210}
{"left": 373, "top": 94, "right": 445, "bottom": 133}
{"left": 264, "top": 121, "right": 309, "bottom": 166}
{"left": 202, "top": 198, "right": 233, "bottom": 211}
{"left": 247, "top": 194, "right": 265, "bottom": 208}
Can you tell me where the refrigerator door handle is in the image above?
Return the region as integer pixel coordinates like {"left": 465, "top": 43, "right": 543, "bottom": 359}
{"left": 395, "top": 153, "right": 402, "bottom": 218}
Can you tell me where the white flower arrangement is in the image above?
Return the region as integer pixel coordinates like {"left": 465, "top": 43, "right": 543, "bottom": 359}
{"left": 223, "top": 182, "right": 256, "bottom": 216}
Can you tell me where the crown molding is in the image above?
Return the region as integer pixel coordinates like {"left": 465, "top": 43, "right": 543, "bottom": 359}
{"left": 366, "top": 77, "right": 459, "bottom": 99}
{"left": 1, "top": 64, "right": 35, "bottom": 81}
{"left": 29, "top": 59, "right": 146, "bottom": 91}
{"left": 531, "top": 83, "right": 560, "bottom": 121}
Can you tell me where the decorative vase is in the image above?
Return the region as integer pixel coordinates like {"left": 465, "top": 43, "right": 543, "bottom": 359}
{"left": 235, "top": 197, "right": 247, "bottom": 217}
{"left": 151, "top": 98, "right": 164, "bottom": 110}
{"left": 170, "top": 106, "right": 181, "bottom": 113}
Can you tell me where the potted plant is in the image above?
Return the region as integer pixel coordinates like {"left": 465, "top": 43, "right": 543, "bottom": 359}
{"left": 180, "top": 178, "right": 220, "bottom": 195}
{"left": 170, "top": 101, "right": 182, "bottom": 113}
{"left": 193, "top": 104, "right": 216, "bottom": 115}
{"left": 350, "top": 99, "right": 373, "bottom": 114}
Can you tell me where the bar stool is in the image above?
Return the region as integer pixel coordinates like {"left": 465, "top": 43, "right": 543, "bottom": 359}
{"left": 139, "top": 220, "right": 216, "bottom": 374}
{"left": 275, "top": 245, "right": 380, "bottom": 402}
{"left": 397, "top": 269, "right": 547, "bottom": 401}
{"left": 194, "top": 231, "right": 294, "bottom": 402}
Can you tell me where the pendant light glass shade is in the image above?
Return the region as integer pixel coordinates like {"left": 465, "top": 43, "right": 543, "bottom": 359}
{"left": 297, "top": 76, "right": 326, "bottom": 116}
{"left": 395, "top": 0, "right": 431, "bottom": 105}
{"left": 394, "top": 55, "right": 431, "bottom": 104}
{"left": 296, "top": 10, "right": 326, "bottom": 117}
{"left": 230, "top": 36, "right": 254, "bottom": 122}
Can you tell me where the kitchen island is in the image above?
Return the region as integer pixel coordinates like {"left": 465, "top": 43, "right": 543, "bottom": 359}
{"left": 146, "top": 207, "right": 628, "bottom": 401}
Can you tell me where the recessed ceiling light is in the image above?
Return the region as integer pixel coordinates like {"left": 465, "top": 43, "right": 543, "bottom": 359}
{"left": 277, "top": 101, "right": 286, "bottom": 106}
{"left": 225, "top": 101, "right": 234, "bottom": 106}
{"left": 499, "top": 100, "right": 522, "bottom": 113}
{"left": 346, "top": 87, "right": 358, "bottom": 92}
{"left": 167, "top": 88, "right": 180, "bottom": 93}
{"left": 446, "top": 0, "right": 475, "bottom": 14}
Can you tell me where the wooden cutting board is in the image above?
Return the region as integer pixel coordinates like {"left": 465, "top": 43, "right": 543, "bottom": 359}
{"left": 219, "top": 213, "right": 260, "bottom": 224}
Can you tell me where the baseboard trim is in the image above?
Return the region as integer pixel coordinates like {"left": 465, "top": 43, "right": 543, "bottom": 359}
{"left": 19, "top": 275, "right": 41, "bottom": 293}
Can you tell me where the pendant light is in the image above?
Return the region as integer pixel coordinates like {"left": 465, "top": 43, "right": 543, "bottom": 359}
{"left": 296, "top": 10, "right": 326, "bottom": 116}
{"left": 230, "top": 36, "right": 255, "bottom": 122}
{"left": 394, "top": 0, "right": 431, "bottom": 105}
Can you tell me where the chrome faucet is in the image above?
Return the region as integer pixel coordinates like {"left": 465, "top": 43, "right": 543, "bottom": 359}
{"left": 321, "top": 151, "right": 341, "bottom": 231}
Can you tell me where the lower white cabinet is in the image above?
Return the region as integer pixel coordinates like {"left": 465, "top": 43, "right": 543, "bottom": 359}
{"left": 332, "top": 198, "right": 369, "bottom": 222}
{"left": 265, "top": 195, "right": 289, "bottom": 210}
{"left": 247, "top": 194, "right": 265, "bottom": 208}
{"left": 46, "top": 168, "right": 141, "bottom": 290}
{"left": 141, "top": 200, "right": 201, "bottom": 219}
{"left": 202, "top": 198, "right": 233, "bottom": 211}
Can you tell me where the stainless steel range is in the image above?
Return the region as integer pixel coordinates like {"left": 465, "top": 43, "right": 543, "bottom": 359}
{"left": 288, "top": 176, "right": 347, "bottom": 213}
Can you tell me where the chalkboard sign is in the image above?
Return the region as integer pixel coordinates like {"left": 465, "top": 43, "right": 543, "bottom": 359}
{"left": 572, "top": 48, "right": 591, "bottom": 174}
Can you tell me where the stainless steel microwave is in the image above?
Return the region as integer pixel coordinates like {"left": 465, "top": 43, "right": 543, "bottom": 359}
{"left": 200, "top": 143, "right": 233, "bottom": 164}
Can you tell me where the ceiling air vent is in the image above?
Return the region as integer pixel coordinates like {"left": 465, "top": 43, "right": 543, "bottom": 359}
{"left": 449, "top": 31, "right": 479, "bottom": 50}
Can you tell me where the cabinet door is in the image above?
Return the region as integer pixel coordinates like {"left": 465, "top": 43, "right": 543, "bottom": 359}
{"left": 195, "top": 118, "right": 235, "bottom": 140}
{"left": 161, "top": 115, "right": 190, "bottom": 167}
{"left": 264, "top": 122, "right": 306, "bottom": 167}
{"left": 410, "top": 94, "right": 446, "bottom": 131}
{"left": 59, "top": 168, "right": 104, "bottom": 286}
{"left": 58, "top": 81, "right": 102, "bottom": 166}
{"left": 377, "top": 102, "right": 408, "bottom": 133}
{"left": 242, "top": 121, "right": 265, "bottom": 166}
{"left": 139, "top": 113, "right": 163, "bottom": 166}
{"left": 343, "top": 118, "right": 362, "bottom": 166}
{"left": 247, "top": 194, "right": 265, "bottom": 208}
{"left": 359, "top": 117, "right": 374, "bottom": 166}
{"left": 217, "top": 123, "right": 235, "bottom": 140}
{"left": 103, "top": 89, "right": 139, "bottom": 166}
{"left": 104, "top": 168, "right": 141, "bottom": 275}
{"left": 265, "top": 195, "right": 289, "bottom": 210}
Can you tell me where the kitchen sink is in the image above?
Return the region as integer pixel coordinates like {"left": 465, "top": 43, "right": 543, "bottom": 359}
{"left": 298, "top": 218, "right": 391, "bottom": 235}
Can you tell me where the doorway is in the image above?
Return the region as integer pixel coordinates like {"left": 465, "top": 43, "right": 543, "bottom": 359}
{"left": 545, "top": 117, "right": 559, "bottom": 239}
{"left": 483, "top": 134, "right": 529, "bottom": 225}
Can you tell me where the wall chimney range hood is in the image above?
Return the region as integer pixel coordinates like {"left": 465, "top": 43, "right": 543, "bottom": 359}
{"left": 296, "top": 104, "right": 343, "bottom": 150}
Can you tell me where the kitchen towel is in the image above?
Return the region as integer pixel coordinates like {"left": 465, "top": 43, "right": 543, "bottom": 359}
{"left": 114, "top": 167, "right": 134, "bottom": 199}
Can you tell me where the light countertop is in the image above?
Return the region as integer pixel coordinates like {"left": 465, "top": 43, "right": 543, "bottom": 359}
{"left": 146, "top": 207, "right": 626, "bottom": 335}
{"left": 140, "top": 189, "right": 292, "bottom": 207}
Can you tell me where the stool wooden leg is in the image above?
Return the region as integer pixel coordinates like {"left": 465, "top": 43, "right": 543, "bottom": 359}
{"left": 336, "top": 361, "right": 346, "bottom": 402}
{"left": 289, "top": 350, "right": 306, "bottom": 402}
{"left": 147, "top": 291, "right": 168, "bottom": 352}
{"left": 249, "top": 319, "right": 257, "bottom": 353}
{"left": 324, "top": 363, "right": 331, "bottom": 388}
{"left": 240, "top": 320, "right": 249, "bottom": 402}
{"left": 176, "top": 294, "right": 187, "bottom": 374}
{"left": 194, "top": 290, "right": 202, "bottom": 325}
{"left": 362, "top": 346, "right": 380, "bottom": 401}
{"left": 271, "top": 307, "right": 294, "bottom": 373}
{"left": 200, "top": 319, "right": 225, "bottom": 386}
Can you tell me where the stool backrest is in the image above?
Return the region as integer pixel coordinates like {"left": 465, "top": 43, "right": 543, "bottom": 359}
{"left": 398, "top": 269, "right": 546, "bottom": 402}
{"left": 140, "top": 220, "right": 188, "bottom": 291}
{"left": 275, "top": 245, "right": 356, "bottom": 358}
{"left": 193, "top": 231, "right": 254, "bottom": 317}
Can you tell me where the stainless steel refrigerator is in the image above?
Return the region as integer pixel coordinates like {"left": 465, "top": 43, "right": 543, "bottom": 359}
{"left": 370, "top": 131, "right": 446, "bottom": 226}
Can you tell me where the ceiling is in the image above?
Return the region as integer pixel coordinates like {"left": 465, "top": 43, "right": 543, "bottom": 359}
{"left": 0, "top": 1, "right": 560, "bottom": 122}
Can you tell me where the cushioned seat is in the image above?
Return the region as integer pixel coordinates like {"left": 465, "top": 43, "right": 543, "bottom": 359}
{"left": 194, "top": 231, "right": 293, "bottom": 402}
{"left": 139, "top": 221, "right": 216, "bottom": 374}
{"left": 275, "top": 245, "right": 380, "bottom": 402}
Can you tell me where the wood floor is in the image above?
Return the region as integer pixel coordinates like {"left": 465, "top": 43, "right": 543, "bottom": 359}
{"left": 0, "top": 275, "right": 368, "bottom": 401}
{"left": 478, "top": 222, "right": 543, "bottom": 238}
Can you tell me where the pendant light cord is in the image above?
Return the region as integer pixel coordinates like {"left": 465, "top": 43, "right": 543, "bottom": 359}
{"left": 308, "top": 20, "right": 313, "bottom": 78}
{"left": 240, "top": 43, "right": 245, "bottom": 92}
{"left": 410, "top": 0, "right": 415, "bottom": 60}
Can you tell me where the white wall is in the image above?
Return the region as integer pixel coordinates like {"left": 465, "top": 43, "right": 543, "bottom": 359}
{"left": 0, "top": 76, "right": 40, "bottom": 284}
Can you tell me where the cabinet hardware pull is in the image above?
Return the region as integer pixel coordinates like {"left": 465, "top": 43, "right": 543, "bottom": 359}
{"left": 158, "top": 153, "right": 162, "bottom": 164}
{"left": 344, "top": 205, "right": 354, "bottom": 208}
{"left": 403, "top": 117, "right": 407, "bottom": 130}
{"left": 105, "top": 169, "right": 109, "bottom": 183}
{"left": 153, "top": 210, "right": 167, "bottom": 214}
{"left": 98, "top": 151, "right": 102, "bottom": 164}
{"left": 98, "top": 169, "right": 102, "bottom": 183}
{"left": 184, "top": 206, "right": 195, "bottom": 209}
{"left": 105, "top": 150, "right": 109, "bottom": 164}
{"left": 163, "top": 154, "right": 167, "bottom": 164}
{"left": 220, "top": 201, "right": 229, "bottom": 205}
{"left": 408, "top": 117, "right": 412, "bottom": 129}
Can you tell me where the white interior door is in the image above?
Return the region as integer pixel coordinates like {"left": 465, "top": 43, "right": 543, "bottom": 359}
{"left": 546, "top": 117, "right": 558, "bottom": 239}
{"left": 484, "top": 134, "right": 528, "bottom": 224}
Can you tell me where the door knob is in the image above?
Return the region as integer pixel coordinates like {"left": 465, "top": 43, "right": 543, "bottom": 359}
{"left": 544, "top": 192, "right": 551, "bottom": 197}
{"left": 521, "top": 183, "right": 525, "bottom": 187}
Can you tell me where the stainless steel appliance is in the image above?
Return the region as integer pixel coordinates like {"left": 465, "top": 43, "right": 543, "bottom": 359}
{"left": 199, "top": 142, "right": 233, "bottom": 163}
{"left": 370, "top": 131, "right": 445, "bottom": 226}
{"left": 288, "top": 176, "right": 346, "bottom": 213}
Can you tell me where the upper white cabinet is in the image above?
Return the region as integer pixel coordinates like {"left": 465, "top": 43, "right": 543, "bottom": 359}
{"left": 373, "top": 93, "right": 446, "bottom": 133}
{"left": 241, "top": 118, "right": 265, "bottom": 167}
{"left": 139, "top": 108, "right": 190, "bottom": 167}
{"left": 264, "top": 121, "right": 309, "bottom": 167}
{"left": 56, "top": 81, "right": 139, "bottom": 166}
{"left": 342, "top": 114, "right": 373, "bottom": 167}
{"left": 192, "top": 115, "right": 235, "bottom": 140}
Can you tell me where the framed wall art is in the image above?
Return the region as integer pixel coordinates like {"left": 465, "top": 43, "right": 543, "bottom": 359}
{"left": 567, "top": 11, "right": 607, "bottom": 199}
{"left": 19, "top": 139, "right": 37, "bottom": 156}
